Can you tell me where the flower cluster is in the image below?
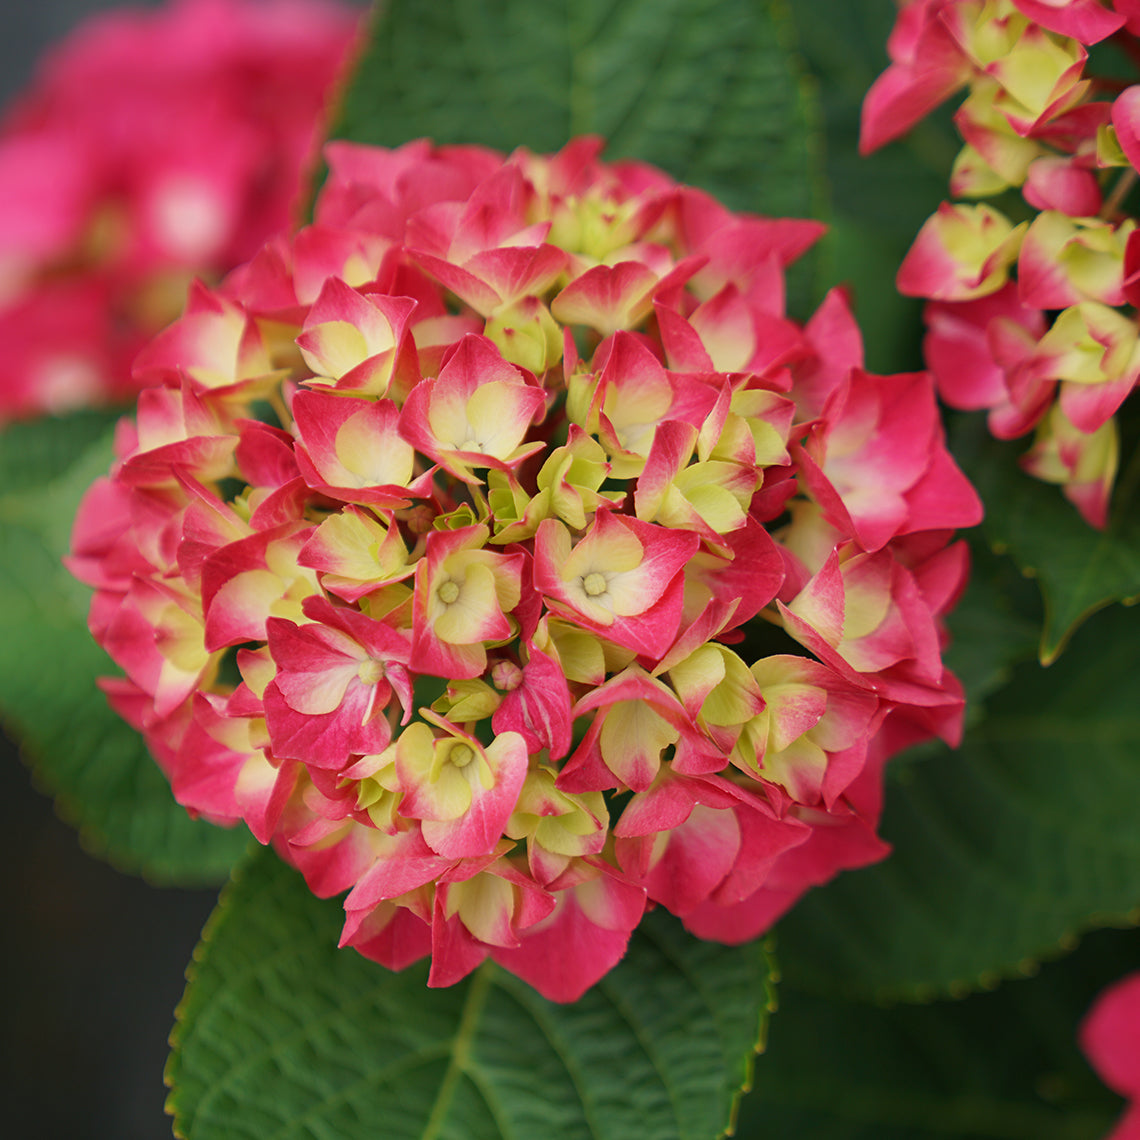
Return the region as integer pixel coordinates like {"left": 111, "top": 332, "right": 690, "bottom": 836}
{"left": 862, "top": 0, "right": 1140, "bottom": 527}
{"left": 0, "top": 0, "right": 358, "bottom": 421}
{"left": 1082, "top": 971, "right": 1140, "bottom": 1139}
{"left": 68, "top": 137, "right": 981, "bottom": 1001}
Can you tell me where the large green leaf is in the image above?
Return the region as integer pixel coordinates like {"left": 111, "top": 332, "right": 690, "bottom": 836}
{"left": 735, "top": 925, "right": 1136, "bottom": 1140}
{"left": 775, "top": 597, "right": 1140, "bottom": 1001}
{"left": 166, "top": 845, "right": 774, "bottom": 1140}
{"left": 952, "top": 414, "right": 1140, "bottom": 663}
{"left": 336, "top": 0, "right": 820, "bottom": 221}
{"left": 790, "top": 0, "right": 958, "bottom": 373}
{"left": 0, "top": 414, "right": 249, "bottom": 883}
{"left": 941, "top": 539, "right": 1042, "bottom": 718}
{"left": 789, "top": 0, "right": 958, "bottom": 234}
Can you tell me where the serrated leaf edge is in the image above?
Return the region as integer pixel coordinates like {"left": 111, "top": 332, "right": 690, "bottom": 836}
{"left": 858, "top": 906, "right": 1140, "bottom": 1008}
{"left": 165, "top": 840, "right": 261, "bottom": 1137}
{"left": 721, "top": 936, "right": 779, "bottom": 1139}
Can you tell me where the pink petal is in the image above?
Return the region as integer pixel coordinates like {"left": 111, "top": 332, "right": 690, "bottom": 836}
{"left": 1113, "top": 87, "right": 1140, "bottom": 174}
{"left": 1081, "top": 972, "right": 1140, "bottom": 1099}
{"left": 491, "top": 865, "right": 646, "bottom": 1002}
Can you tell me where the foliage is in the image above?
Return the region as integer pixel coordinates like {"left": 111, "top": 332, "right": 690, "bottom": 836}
{"left": 777, "top": 598, "right": 1140, "bottom": 1000}
{"left": 167, "top": 845, "right": 773, "bottom": 1140}
{"left": 737, "top": 926, "right": 1138, "bottom": 1140}
{"left": 0, "top": 414, "right": 249, "bottom": 882}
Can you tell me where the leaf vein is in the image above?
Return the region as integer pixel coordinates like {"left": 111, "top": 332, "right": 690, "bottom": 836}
{"left": 490, "top": 976, "right": 606, "bottom": 1140}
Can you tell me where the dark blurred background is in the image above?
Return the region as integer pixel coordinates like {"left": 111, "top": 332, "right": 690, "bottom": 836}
{"left": 0, "top": 739, "right": 218, "bottom": 1140}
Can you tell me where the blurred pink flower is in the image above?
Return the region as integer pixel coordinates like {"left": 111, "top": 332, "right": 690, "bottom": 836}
{"left": 1082, "top": 971, "right": 1140, "bottom": 1140}
{"left": 0, "top": 0, "right": 359, "bottom": 420}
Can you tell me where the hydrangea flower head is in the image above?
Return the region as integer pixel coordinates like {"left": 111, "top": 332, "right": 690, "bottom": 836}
{"left": 69, "top": 137, "right": 981, "bottom": 1001}
{"left": 0, "top": 0, "right": 359, "bottom": 420}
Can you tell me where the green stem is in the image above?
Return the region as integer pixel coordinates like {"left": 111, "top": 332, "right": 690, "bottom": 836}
{"left": 1100, "top": 168, "right": 1137, "bottom": 221}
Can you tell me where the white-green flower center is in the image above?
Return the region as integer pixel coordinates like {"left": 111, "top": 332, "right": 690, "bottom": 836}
{"left": 357, "top": 659, "right": 384, "bottom": 686}
{"left": 582, "top": 571, "right": 608, "bottom": 597}
{"left": 449, "top": 743, "right": 475, "bottom": 769}
{"left": 437, "top": 579, "right": 460, "bottom": 605}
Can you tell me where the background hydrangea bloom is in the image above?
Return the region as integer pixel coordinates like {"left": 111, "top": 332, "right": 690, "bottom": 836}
{"left": 0, "top": 0, "right": 359, "bottom": 420}
{"left": 68, "top": 136, "right": 982, "bottom": 1001}
{"left": 862, "top": 0, "right": 1140, "bottom": 527}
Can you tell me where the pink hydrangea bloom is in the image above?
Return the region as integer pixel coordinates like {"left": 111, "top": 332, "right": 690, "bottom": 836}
{"left": 1081, "top": 971, "right": 1140, "bottom": 1139}
{"left": 68, "top": 137, "right": 981, "bottom": 1001}
{"left": 862, "top": 0, "right": 1140, "bottom": 527}
{"left": 0, "top": 0, "right": 359, "bottom": 420}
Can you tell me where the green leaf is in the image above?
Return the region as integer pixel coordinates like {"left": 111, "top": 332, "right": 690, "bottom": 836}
{"left": 775, "top": 597, "right": 1140, "bottom": 1002}
{"left": 0, "top": 414, "right": 248, "bottom": 884}
{"left": 166, "top": 845, "right": 774, "bottom": 1140}
{"left": 790, "top": 0, "right": 959, "bottom": 373}
{"left": 0, "top": 408, "right": 121, "bottom": 493}
{"left": 942, "top": 539, "right": 1042, "bottom": 717}
{"left": 791, "top": 0, "right": 959, "bottom": 239}
{"left": 952, "top": 414, "right": 1140, "bottom": 663}
{"left": 336, "top": 0, "right": 820, "bottom": 220}
{"left": 735, "top": 925, "right": 1136, "bottom": 1140}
